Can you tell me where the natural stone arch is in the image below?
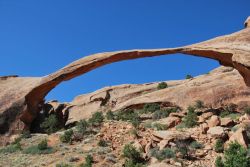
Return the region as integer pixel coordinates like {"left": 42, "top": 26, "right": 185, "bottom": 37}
{"left": 0, "top": 17, "right": 250, "bottom": 134}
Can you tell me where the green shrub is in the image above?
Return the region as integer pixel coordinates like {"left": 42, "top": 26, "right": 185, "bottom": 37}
{"left": 190, "top": 141, "right": 204, "bottom": 149}
{"left": 38, "top": 139, "right": 48, "bottom": 150}
{"left": 220, "top": 111, "right": 230, "bottom": 118}
{"left": 151, "top": 148, "right": 175, "bottom": 161}
{"left": 143, "top": 103, "right": 160, "bottom": 113}
{"left": 131, "top": 117, "right": 141, "bottom": 128}
{"left": 176, "top": 140, "right": 190, "bottom": 159}
{"left": 60, "top": 129, "right": 74, "bottom": 143}
{"left": 123, "top": 144, "right": 143, "bottom": 164}
{"left": 0, "top": 142, "right": 22, "bottom": 153}
{"left": 182, "top": 106, "right": 198, "bottom": 128}
{"left": 215, "top": 139, "right": 224, "bottom": 153}
{"left": 175, "top": 123, "right": 186, "bottom": 130}
{"left": 224, "top": 142, "right": 250, "bottom": 167}
{"left": 186, "top": 74, "right": 193, "bottom": 79}
{"left": 106, "top": 110, "right": 115, "bottom": 120}
{"left": 152, "top": 123, "right": 168, "bottom": 130}
{"left": 76, "top": 119, "right": 89, "bottom": 135}
{"left": 244, "top": 107, "right": 250, "bottom": 115}
{"left": 98, "top": 139, "right": 108, "bottom": 147}
{"left": 41, "top": 114, "right": 60, "bottom": 134}
{"left": 215, "top": 156, "right": 224, "bottom": 167}
{"left": 195, "top": 100, "right": 204, "bottom": 109}
{"left": 79, "top": 154, "right": 94, "bottom": 167}
{"left": 157, "top": 82, "right": 168, "bottom": 90}
{"left": 23, "top": 139, "right": 54, "bottom": 154}
{"left": 88, "top": 112, "right": 104, "bottom": 126}
{"left": 152, "top": 108, "right": 177, "bottom": 120}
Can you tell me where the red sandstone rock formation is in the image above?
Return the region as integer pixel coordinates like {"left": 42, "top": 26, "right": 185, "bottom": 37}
{"left": 0, "top": 17, "right": 249, "bottom": 134}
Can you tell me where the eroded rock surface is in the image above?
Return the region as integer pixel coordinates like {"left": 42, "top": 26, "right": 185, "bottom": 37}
{"left": 0, "top": 17, "right": 250, "bottom": 135}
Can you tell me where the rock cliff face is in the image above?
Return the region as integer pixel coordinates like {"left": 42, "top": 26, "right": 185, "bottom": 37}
{"left": 0, "top": 17, "right": 250, "bottom": 134}
{"left": 66, "top": 66, "right": 250, "bottom": 124}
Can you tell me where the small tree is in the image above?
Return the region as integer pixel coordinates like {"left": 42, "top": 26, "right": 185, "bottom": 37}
{"left": 123, "top": 144, "right": 143, "bottom": 163}
{"left": 224, "top": 142, "right": 250, "bottom": 167}
{"left": 215, "top": 139, "right": 224, "bottom": 153}
{"left": 76, "top": 119, "right": 89, "bottom": 135}
{"left": 215, "top": 156, "right": 224, "bottom": 167}
{"left": 60, "top": 129, "right": 74, "bottom": 143}
{"left": 157, "top": 82, "right": 168, "bottom": 90}
{"left": 41, "top": 114, "right": 60, "bottom": 134}
{"left": 183, "top": 106, "right": 198, "bottom": 128}
{"left": 88, "top": 112, "right": 104, "bottom": 126}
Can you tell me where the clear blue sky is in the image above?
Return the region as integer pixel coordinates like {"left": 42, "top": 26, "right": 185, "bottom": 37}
{"left": 0, "top": 0, "right": 249, "bottom": 102}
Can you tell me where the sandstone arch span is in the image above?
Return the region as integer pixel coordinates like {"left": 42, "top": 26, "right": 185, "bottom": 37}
{"left": 0, "top": 17, "right": 250, "bottom": 134}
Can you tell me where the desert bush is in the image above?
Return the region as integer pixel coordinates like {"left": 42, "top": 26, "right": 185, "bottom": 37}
{"left": 215, "top": 139, "right": 224, "bottom": 153}
{"left": 175, "top": 123, "right": 186, "bottom": 130}
{"left": 176, "top": 140, "right": 190, "bottom": 159}
{"left": 79, "top": 154, "right": 93, "bottom": 167}
{"left": 88, "top": 112, "right": 104, "bottom": 126}
{"left": 76, "top": 119, "right": 89, "bottom": 135}
{"left": 123, "top": 144, "right": 143, "bottom": 164}
{"left": 152, "top": 107, "right": 178, "bottom": 120}
{"left": 117, "top": 109, "right": 141, "bottom": 127}
{"left": 38, "top": 139, "right": 48, "bottom": 150}
{"left": 244, "top": 107, "right": 250, "bottom": 115}
{"left": 223, "top": 141, "right": 250, "bottom": 167}
{"left": 157, "top": 82, "right": 168, "bottom": 90}
{"left": 150, "top": 147, "right": 175, "bottom": 161}
{"left": 106, "top": 110, "right": 115, "bottom": 120}
{"left": 186, "top": 74, "right": 193, "bottom": 79}
{"left": 152, "top": 123, "right": 168, "bottom": 130}
{"left": 24, "top": 139, "right": 54, "bottom": 154}
{"left": 190, "top": 141, "right": 204, "bottom": 149}
{"left": 195, "top": 100, "right": 204, "bottom": 109}
{"left": 41, "top": 114, "right": 60, "bottom": 134}
{"left": 60, "top": 129, "right": 74, "bottom": 143}
{"left": 182, "top": 106, "right": 198, "bottom": 128}
{"left": 0, "top": 141, "right": 22, "bottom": 153}
{"left": 215, "top": 156, "right": 224, "bottom": 167}
{"left": 143, "top": 103, "right": 160, "bottom": 113}
{"left": 98, "top": 139, "right": 108, "bottom": 147}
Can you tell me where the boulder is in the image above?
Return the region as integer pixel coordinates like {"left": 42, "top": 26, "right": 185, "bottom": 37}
{"left": 226, "top": 128, "right": 249, "bottom": 148}
{"left": 207, "top": 126, "right": 226, "bottom": 138}
{"left": 207, "top": 115, "right": 220, "bottom": 127}
{"left": 155, "top": 116, "right": 181, "bottom": 128}
{"left": 153, "top": 130, "right": 191, "bottom": 142}
{"left": 220, "top": 117, "right": 234, "bottom": 127}
{"left": 200, "top": 123, "right": 209, "bottom": 134}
